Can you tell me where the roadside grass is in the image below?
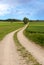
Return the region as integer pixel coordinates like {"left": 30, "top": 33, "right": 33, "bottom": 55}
{"left": 14, "top": 32, "right": 41, "bottom": 65}
{"left": 24, "top": 22, "right": 44, "bottom": 47}
{"left": 0, "top": 22, "right": 24, "bottom": 40}
{"left": 29, "top": 22, "right": 44, "bottom": 26}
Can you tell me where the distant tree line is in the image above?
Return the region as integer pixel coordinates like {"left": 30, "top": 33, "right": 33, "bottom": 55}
{"left": 29, "top": 20, "right": 44, "bottom": 22}
{"left": 0, "top": 18, "right": 44, "bottom": 23}
{"left": 0, "top": 19, "right": 22, "bottom": 22}
{"left": 23, "top": 17, "right": 44, "bottom": 24}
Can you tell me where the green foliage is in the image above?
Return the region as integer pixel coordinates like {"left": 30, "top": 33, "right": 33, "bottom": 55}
{"left": 24, "top": 22, "right": 44, "bottom": 47}
{"left": 23, "top": 17, "right": 29, "bottom": 24}
{"left": 0, "top": 19, "right": 22, "bottom": 22}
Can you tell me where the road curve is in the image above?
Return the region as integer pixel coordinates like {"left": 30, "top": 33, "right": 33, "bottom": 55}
{"left": 17, "top": 23, "right": 44, "bottom": 65}
{"left": 0, "top": 28, "right": 27, "bottom": 65}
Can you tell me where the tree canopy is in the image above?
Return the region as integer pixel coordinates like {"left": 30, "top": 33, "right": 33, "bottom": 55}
{"left": 23, "top": 17, "right": 29, "bottom": 24}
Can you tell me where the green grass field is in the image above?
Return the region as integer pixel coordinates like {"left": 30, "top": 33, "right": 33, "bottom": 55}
{"left": 24, "top": 22, "right": 44, "bottom": 47}
{"left": 0, "top": 22, "right": 24, "bottom": 40}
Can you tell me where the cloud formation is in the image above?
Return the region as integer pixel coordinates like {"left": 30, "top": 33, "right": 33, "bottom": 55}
{"left": 0, "top": 0, "right": 44, "bottom": 20}
{"left": 0, "top": 4, "right": 12, "bottom": 16}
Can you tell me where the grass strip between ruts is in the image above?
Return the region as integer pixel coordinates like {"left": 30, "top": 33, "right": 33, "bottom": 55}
{"left": 14, "top": 31, "right": 41, "bottom": 65}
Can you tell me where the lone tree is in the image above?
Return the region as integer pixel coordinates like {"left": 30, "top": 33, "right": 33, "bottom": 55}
{"left": 23, "top": 17, "right": 29, "bottom": 24}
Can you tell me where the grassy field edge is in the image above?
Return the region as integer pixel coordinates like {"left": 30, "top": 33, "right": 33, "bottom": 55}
{"left": 0, "top": 22, "right": 24, "bottom": 40}
{"left": 24, "top": 22, "right": 44, "bottom": 47}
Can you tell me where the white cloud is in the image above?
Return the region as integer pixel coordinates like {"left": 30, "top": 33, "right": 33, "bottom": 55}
{"left": 0, "top": 4, "right": 11, "bottom": 16}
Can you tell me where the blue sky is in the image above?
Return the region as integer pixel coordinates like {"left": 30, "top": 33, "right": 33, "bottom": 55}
{"left": 0, "top": 0, "right": 44, "bottom": 20}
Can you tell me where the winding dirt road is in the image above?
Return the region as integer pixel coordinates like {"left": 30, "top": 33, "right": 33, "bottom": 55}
{"left": 17, "top": 23, "right": 44, "bottom": 65}
{"left": 0, "top": 24, "right": 44, "bottom": 65}
{"left": 0, "top": 29, "right": 27, "bottom": 65}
